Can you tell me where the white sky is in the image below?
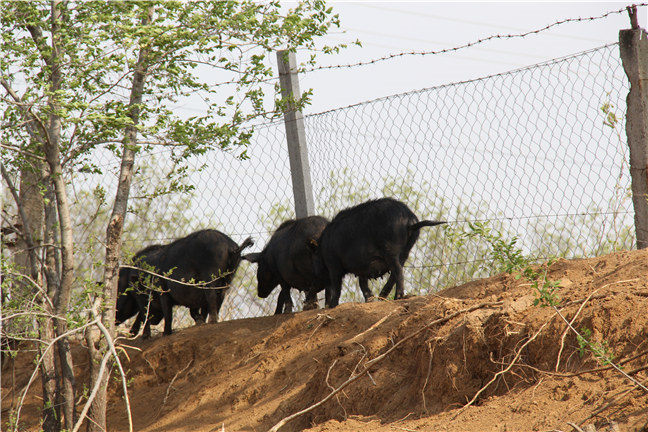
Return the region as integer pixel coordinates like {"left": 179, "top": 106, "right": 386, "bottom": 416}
{"left": 289, "top": 2, "right": 641, "bottom": 114}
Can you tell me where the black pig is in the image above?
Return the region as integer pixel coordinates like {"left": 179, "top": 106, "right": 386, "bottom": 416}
{"left": 116, "top": 244, "right": 206, "bottom": 338}
{"left": 310, "top": 197, "right": 445, "bottom": 308}
{"left": 243, "top": 216, "right": 329, "bottom": 314}
{"left": 155, "top": 229, "right": 253, "bottom": 335}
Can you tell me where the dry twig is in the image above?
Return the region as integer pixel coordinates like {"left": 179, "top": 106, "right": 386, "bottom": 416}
{"left": 72, "top": 304, "right": 134, "bottom": 432}
{"left": 348, "top": 308, "right": 400, "bottom": 343}
{"left": 156, "top": 359, "right": 194, "bottom": 419}
{"left": 306, "top": 313, "right": 333, "bottom": 346}
{"left": 13, "top": 320, "right": 99, "bottom": 432}
{"left": 421, "top": 339, "right": 437, "bottom": 413}
{"left": 72, "top": 350, "right": 112, "bottom": 432}
{"left": 555, "top": 286, "right": 605, "bottom": 371}
{"left": 581, "top": 386, "right": 635, "bottom": 425}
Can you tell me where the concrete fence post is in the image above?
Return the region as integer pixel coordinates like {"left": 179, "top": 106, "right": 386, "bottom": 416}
{"left": 620, "top": 14, "right": 648, "bottom": 249}
{"left": 276, "top": 50, "right": 315, "bottom": 219}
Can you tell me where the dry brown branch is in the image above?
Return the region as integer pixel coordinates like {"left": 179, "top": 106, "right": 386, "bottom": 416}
{"left": 268, "top": 300, "right": 503, "bottom": 432}
{"left": 421, "top": 339, "right": 437, "bottom": 413}
{"left": 70, "top": 302, "right": 134, "bottom": 432}
{"left": 348, "top": 308, "right": 400, "bottom": 343}
{"left": 94, "top": 311, "right": 134, "bottom": 432}
{"left": 324, "top": 358, "right": 349, "bottom": 418}
{"left": 156, "top": 359, "right": 194, "bottom": 419}
{"left": 71, "top": 350, "right": 112, "bottom": 432}
{"left": 561, "top": 348, "right": 648, "bottom": 377}
{"left": 325, "top": 359, "right": 340, "bottom": 391}
{"left": 580, "top": 386, "right": 636, "bottom": 425}
{"left": 141, "top": 354, "right": 162, "bottom": 382}
{"left": 567, "top": 422, "right": 586, "bottom": 432}
{"left": 306, "top": 313, "right": 333, "bottom": 346}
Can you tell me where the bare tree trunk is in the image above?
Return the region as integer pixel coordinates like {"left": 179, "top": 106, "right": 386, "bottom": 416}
{"left": 14, "top": 164, "right": 44, "bottom": 279}
{"left": 86, "top": 7, "right": 154, "bottom": 432}
{"left": 40, "top": 2, "right": 77, "bottom": 428}
{"left": 15, "top": 161, "right": 63, "bottom": 431}
{"left": 1, "top": 3, "right": 76, "bottom": 426}
{"left": 22, "top": 165, "right": 64, "bottom": 432}
{"left": 38, "top": 316, "right": 61, "bottom": 432}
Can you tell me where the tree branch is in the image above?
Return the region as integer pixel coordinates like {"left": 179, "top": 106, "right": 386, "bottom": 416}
{"left": 0, "top": 78, "right": 50, "bottom": 143}
{"left": 0, "top": 142, "right": 46, "bottom": 161}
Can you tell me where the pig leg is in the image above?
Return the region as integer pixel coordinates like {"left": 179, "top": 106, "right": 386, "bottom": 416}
{"left": 276, "top": 285, "right": 293, "bottom": 314}
{"left": 326, "top": 268, "right": 344, "bottom": 308}
{"left": 303, "top": 288, "right": 319, "bottom": 310}
{"left": 358, "top": 277, "right": 375, "bottom": 302}
{"left": 207, "top": 290, "right": 225, "bottom": 324}
{"left": 199, "top": 307, "right": 208, "bottom": 322}
{"left": 129, "top": 311, "right": 143, "bottom": 336}
{"left": 161, "top": 294, "right": 174, "bottom": 336}
{"left": 388, "top": 256, "right": 405, "bottom": 300}
{"left": 378, "top": 273, "right": 396, "bottom": 299}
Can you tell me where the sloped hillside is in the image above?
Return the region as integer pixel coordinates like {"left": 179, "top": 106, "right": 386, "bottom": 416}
{"left": 4, "top": 249, "right": 648, "bottom": 431}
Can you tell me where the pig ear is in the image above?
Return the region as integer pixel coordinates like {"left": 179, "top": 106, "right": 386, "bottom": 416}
{"left": 242, "top": 252, "right": 261, "bottom": 263}
{"left": 307, "top": 238, "right": 319, "bottom": 251}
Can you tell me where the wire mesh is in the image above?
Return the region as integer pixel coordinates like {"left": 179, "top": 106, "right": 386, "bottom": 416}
{"left": 306, "top": 43, "right": 632, "bottom": 301}
{"left": 65, "top": 42, "right": 632, "bottom": 331}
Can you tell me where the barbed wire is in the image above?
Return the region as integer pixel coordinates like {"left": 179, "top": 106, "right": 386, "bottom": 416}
{"left": 208, "top": 4, "right": 646, "bottom": 91}
{"left": 169, "top": 4, "right": 648, "bottom": 92}
{"left": 300, "top": 4, "right": 646, "bottom": 73}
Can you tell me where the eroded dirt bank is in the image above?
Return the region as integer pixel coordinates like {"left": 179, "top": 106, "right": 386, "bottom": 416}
{"left": 4, "top": 249, "right": 648, "bottom": 431}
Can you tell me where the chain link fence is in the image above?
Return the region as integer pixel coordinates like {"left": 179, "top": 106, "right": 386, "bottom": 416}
{"left": 69, "top": 42, "right": 632, "bottom": 330}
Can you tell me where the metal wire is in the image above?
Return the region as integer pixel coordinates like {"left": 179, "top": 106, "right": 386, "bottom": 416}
{"left": 199, "top": 5, "right": 646, "bottom": 91}
{"left": 300, "top": 6, "right": 646, "bottom": 73}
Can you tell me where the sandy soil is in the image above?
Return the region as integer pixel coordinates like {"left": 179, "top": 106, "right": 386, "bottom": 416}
{"left": 3, "top": 249, "right": 648, "bottom": 431}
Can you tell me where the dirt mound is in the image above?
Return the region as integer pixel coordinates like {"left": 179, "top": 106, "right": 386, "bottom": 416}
{"left": 4, "top": 249, "right": 648, "bottom": 431}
